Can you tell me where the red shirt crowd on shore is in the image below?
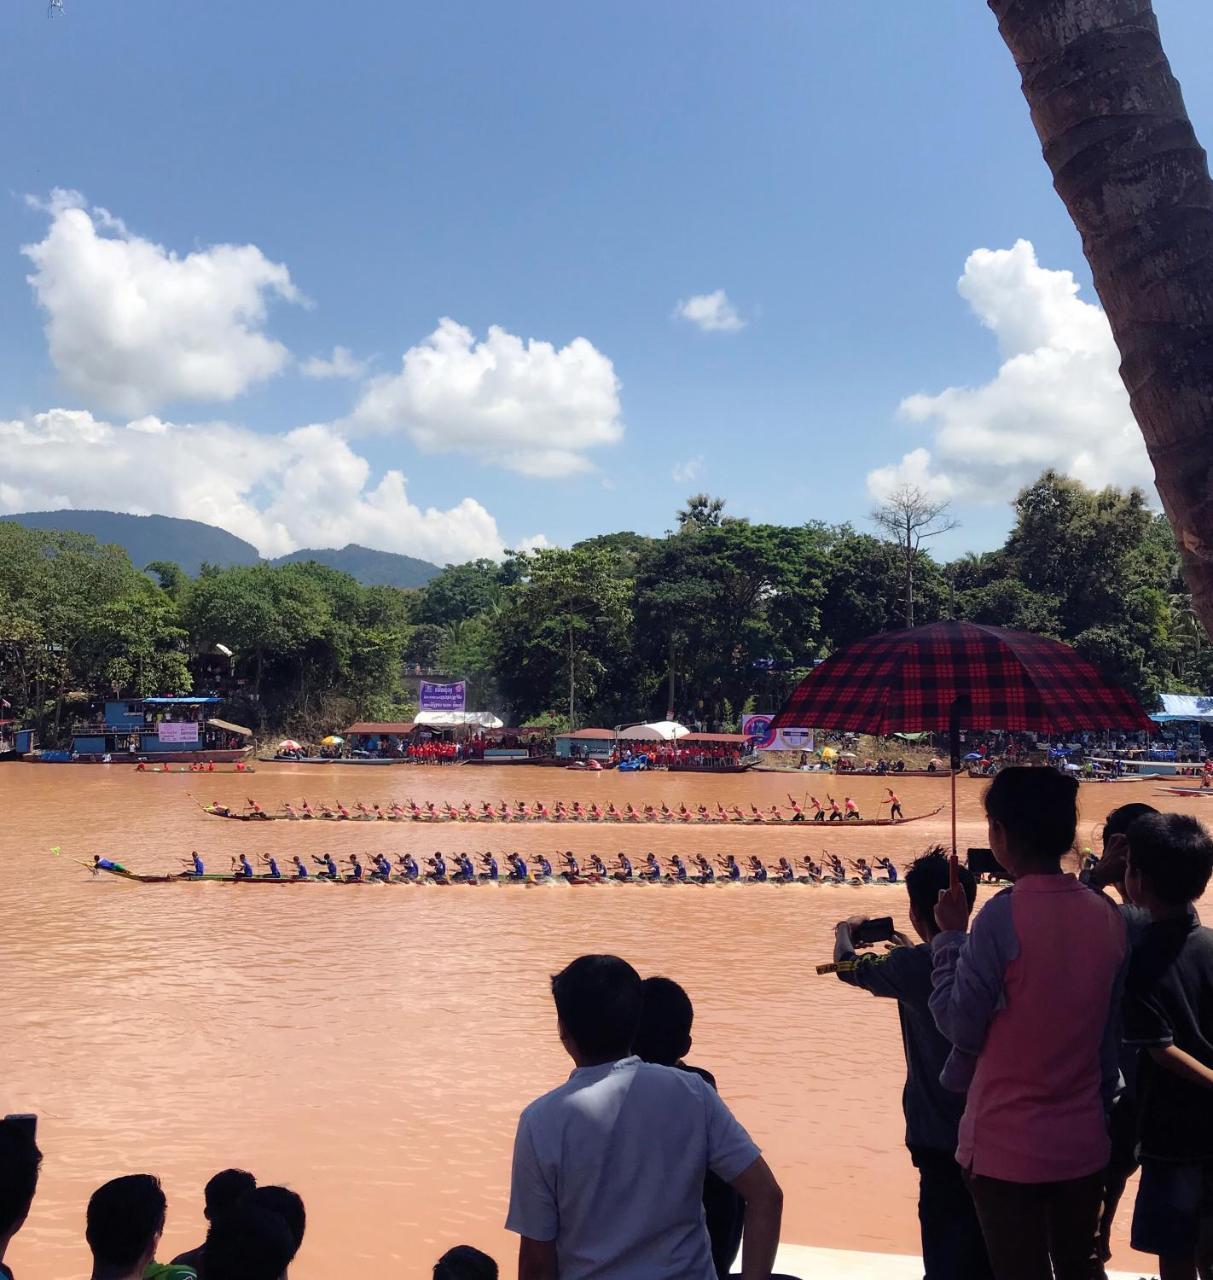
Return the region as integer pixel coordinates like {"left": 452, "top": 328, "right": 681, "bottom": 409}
{"left": 407, "top": 740, "right": 459, "bottom": 763}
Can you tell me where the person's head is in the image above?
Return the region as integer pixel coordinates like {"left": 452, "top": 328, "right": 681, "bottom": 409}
{"left": 633, "top": 976, "right": 694, "bottom": 1066}
{"left": 203, "top": 1201, "right": 295, "bottom": 1280}
{"left": 434, "top": 1244, "right": 499, "bottom": 1280}
{"left": 86, "top": 1175, "right": 165, "bottom": 1278}
{"left": 251, "top": 1186, "right": 305, "bottom": 1261}
{"left": 203, "top": 1168, "right": 256, "bottom": 1223}
{"left": 0, "top": 1118, "right": 41, "bottom": 1250}
{"left": 1126, "top": 813, "right": 1213, "bottom": 913}
{"left": 905, "top": 847, "right": 977, "bottom": 941}
{"left": 983, "top": 767, "right": 1079, "bottom": 876}
{"left": 550, "top": 955, "right": 642, "bottom": 1066}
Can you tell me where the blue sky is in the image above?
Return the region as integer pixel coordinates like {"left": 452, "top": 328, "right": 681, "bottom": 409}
{"left": 2, "top": 0, "right": 1211, "bottom": 564}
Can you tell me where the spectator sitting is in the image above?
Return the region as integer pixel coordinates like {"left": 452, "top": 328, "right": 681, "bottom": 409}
{"left": 249, "top": 1187, "right": 305, "bottom": 1275}
{"left": 930, "top": 767, "right": 1127, "bottom": 1279}
{"left": 434, "top": 1245, "right": 498, "bottom": 1280}
{"left": 0, "top": 1118, "right": 41, "bottom": 1280}
{"left": 201, "top": 1200, "right": 295, "bottom": 1280}
{"left": 1123, "top": 812, "right": 1213, "bottom": 1280}
{"left": 506, "top": 954, "right": 782, "bottom": 1280}
{"left": 87, "top": 1175, "right": 191, "bottom": 1280}
{"left": 834, "top": 848, "right": 991, "bottom": 1280}
{"left": 633, "top": 976, "right": 746, "bottom": 1280}
{"left": 171, "top": 1168, "right": 257, "bottom": 1277}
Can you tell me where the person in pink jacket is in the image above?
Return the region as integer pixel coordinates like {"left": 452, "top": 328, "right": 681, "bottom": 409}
{"left": 930, "top": 767, "right": 1127, "bottom": 1280}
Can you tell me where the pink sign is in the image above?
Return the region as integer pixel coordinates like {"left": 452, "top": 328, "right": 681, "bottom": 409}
{"left": 158, "top": 721, "right": 199, "bottom": 744}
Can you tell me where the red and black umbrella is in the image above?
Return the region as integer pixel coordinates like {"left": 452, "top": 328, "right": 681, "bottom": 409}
{"left": 771, "top": 620, "right": 1154, "bottom": 852}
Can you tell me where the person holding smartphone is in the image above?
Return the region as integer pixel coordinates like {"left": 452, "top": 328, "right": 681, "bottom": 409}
{"left": 833, "top": 849, "right": 991, "bottom": 1280}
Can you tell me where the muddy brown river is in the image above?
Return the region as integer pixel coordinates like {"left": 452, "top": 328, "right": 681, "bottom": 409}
{"left": 1, "top": 762, "right": 1195, "bottom": 1275}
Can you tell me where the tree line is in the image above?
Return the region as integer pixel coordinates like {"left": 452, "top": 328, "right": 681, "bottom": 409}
{"left": 0, "top": 469, "right": 1204, "bottom": 742}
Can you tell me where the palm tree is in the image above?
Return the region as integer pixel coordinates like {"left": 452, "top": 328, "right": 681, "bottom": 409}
{"left": 989, "top": 0, "right": 1213, "bottom": 637}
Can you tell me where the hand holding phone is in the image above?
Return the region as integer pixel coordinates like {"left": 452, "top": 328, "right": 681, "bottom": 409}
{"left": 851, "top": 916, "right": 895, "bottom": 946}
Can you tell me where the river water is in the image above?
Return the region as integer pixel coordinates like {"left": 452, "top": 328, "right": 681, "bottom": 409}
{"left": 1, "top": 762, "right": 1194, "bottom": 1276}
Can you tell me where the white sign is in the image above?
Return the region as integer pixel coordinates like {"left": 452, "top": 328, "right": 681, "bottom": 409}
{"left": 158, "top": 721, "right": 199, "bottom": 743}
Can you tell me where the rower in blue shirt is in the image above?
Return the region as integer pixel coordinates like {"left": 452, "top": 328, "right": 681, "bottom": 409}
{"left": 695, "top": 854, "right": 715, "bottom": 883}
{"left": 93, "top": 856, "right": 127, "bottom": 874}
{"left": 669, "top": 854, "right": 688, "bottom": 883}
{"left": 369, "top": 854, "right": 391, "bottom": 881}
{"left": 641, "top": 853, "right": 661, "bottom": 882}
{"left": 480, "top": 853, "right": 499, "bottom": 882}
{"left": 876, "top": 856, "right": 899, "bottom": 882}
{"left": 179, "top": 851, "right": 205, "bottom": 877}
{"left": 747, "top": 856, "right": 768, "bottom": 883}
{"left": 719, "top": 854, "right": 741, "bottom": 882}
{"left": 291, "top": 856, "right": 309, "bottom": 879}
{"left": 774, "top": 856, "right": 795, "bottom": 883}
{"left": 535, "top": 854, "right": 553, "bottom": 879}
{"left": 589, "top": 854, "right": 607, "bottom": 880}
{"left": 234, "top": 853, "right": 254, "bottom": 879}
{"left": 346, "top": 854, "right": 365, "bottom": 882}
{"left": 562, "top": 852, "right": 580, "bottom": 881}
{"left": 613, "top": 853, "right": 633, "bottom": 883}
{"left": 454, "top": 853, "right": 475, "bottom": 882}
{"left": 398, "top": 854, "right": 420, "bottom": 881}
{"left": 427, "top": 853, "right": 447, "bottom": 881}
{"left": 314, "top": 853, "right": 338, "bottom": 879}
{"left": 506, "top": 853, "right": 528, "bottom": 881}
{"left": 263, "top": 854, "right": 282, "bottom": 880}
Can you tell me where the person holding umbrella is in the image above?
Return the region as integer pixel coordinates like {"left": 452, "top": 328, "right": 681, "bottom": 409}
{"left": 930, "top": 767, "right": 1128, "bottom": 1280}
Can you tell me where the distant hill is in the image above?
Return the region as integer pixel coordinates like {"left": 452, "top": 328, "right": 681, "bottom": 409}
{"left": 1, "top": 512, "right": 443, "bottom": 587}
{"left": 269, "top": 543, "right": 440, "bottom": 588}
{"left": 1, "top": 510, "right": 260, "bottom": 575}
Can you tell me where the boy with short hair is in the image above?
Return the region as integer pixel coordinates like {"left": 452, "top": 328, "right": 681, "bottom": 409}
{"left": 1123, "top": 812, "right": 1213, "bottom": 1280}
{"left": 86, "top": 1175, "right": 194, "bottom": 1280}
{"left": 834, "top": 847, "right": 991, "bottom": 1280}
{"left": 634, "top": 976, "right": 746, "bottom": 1280}
{"left": 506, "top": 954, "right": 783, "bottom": 1280}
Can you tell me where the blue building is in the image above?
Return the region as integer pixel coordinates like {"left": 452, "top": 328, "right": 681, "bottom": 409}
{"left": 68, "top": 696, "right": 252, "bottom": 761}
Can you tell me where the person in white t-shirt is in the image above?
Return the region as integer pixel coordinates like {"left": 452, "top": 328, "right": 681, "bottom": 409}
{"left": 506, "top": 954, "right": 783, "bottom": 1280}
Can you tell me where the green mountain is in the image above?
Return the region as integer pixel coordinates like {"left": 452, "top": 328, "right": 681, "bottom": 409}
{"left": 269, "top": 543, "right": 440, "bottom": 588}
{"left": 0, "top": 511, "right": 442, "bottom": 587}
{"left": 1, "top": 510, "right": 260, "bottom": 575}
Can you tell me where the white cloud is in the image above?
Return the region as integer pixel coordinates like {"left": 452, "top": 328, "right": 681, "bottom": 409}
{"left": 868, "top": 239, "right": 1152, "bottom": 503}
{"left": 672, "top": 454, "right": 705, "bottom": 484}
{"left": 0, "top": 409, "right": 529, "bottom": 564}
{"left": 866, "top": 448, "right": 957, "bottom": 503}
{"left": 300, "top": 345, "right": 368, "bottom": 380}
{"left": 349, "top": 317, "right": 623, "bottom": 477}
{"left": 675, "top": 289, "right": 746, "bottom": 333}
{"left": 22, "top": 190, "right": 302, "bottom": 416}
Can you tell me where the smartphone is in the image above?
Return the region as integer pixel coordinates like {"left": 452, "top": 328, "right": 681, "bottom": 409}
{"left": 3, "top": 1114, "right": 36, "bottom": 1140}
{"left": 852, "top": 916, "right": 895, "bottom": 945}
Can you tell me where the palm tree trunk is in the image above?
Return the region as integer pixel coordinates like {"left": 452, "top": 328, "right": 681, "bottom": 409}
{"left": 989, "top": 0, "right": 1213, "bottom": 637}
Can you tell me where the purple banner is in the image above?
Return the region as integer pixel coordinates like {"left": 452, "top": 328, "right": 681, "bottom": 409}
{"left": 419, "top": 681, "right": 466, "bottom": 712}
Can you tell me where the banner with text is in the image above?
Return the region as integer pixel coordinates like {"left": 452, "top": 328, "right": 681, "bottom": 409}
{"left": 420, "top": 681, "right": 467, "bottom": 712}
{"left": 158, "top": 721, "right": 199, "bottom": 744}
{"left": 741, "top": 714, "right": 814, "bottom": 753}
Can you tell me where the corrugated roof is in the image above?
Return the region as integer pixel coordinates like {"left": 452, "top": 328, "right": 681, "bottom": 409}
{"left": 555, "top": 727, "right": 616, "bottom": 739}
{"left": 206, "top": 717, "right": 252, "bottom": 737}
{"left": 345, "top": 721, "right": 415, "bottom": 735}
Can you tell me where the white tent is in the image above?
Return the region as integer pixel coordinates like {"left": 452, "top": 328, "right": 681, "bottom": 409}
{"left": 414, "top": 710, "right": 504, "bottom": 729}
{"left": 617, "top": 720, "right": 690, "bottom": 742}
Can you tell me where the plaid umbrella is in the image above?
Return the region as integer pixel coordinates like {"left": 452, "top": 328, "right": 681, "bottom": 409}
{"left": 771, "top": 620, "right": 1154, "bottom": 853}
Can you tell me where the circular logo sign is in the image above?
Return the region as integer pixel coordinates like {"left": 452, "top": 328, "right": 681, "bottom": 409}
{"left": 743, "top": 715, "right": 777, "bottom": 749}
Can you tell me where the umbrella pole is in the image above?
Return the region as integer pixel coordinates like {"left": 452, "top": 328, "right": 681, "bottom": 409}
{"left": 948, "top": 696, "right": 970, "bottom": 861}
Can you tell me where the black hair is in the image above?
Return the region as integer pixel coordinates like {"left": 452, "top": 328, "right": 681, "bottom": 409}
{"left": 86, "top": 1175, "right": 166, "bottom": 1270}
{"left": 634, "top": 976, "right": 694, "bottom": 1066}
{"left": 550, "top": 955, "right": 642, "bottom": 1060}
{"left": 1104, "top": 802, "right": 1159, "bottom": 839}
{"left": 905, "top": 847, "right": 977, "bottom": 934}
{"left": 252, "top": 1184, "right": 306, "bottom": 1256}
{"left": 434, "top": 1244, "right": 499, "bottom": 1280}
{"left": 1128, "top": 812, "right": 1213, "bottom": 906}
{"left": 983, "top": 767, "right": 1078, "bottom": 864}
{"left": 0, "top": 1119, "right": 41, "bottom": 1238}
{"left": 202, "top": 1201, "right": 296, "bottom": 1280}
{"left": 203, "top": 1167, "right": 256, "bottom": 1221}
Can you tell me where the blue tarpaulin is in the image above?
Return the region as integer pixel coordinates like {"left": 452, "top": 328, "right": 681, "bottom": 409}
{"left": 1150, "top": 694, "right": 1213, "bottom": 724}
